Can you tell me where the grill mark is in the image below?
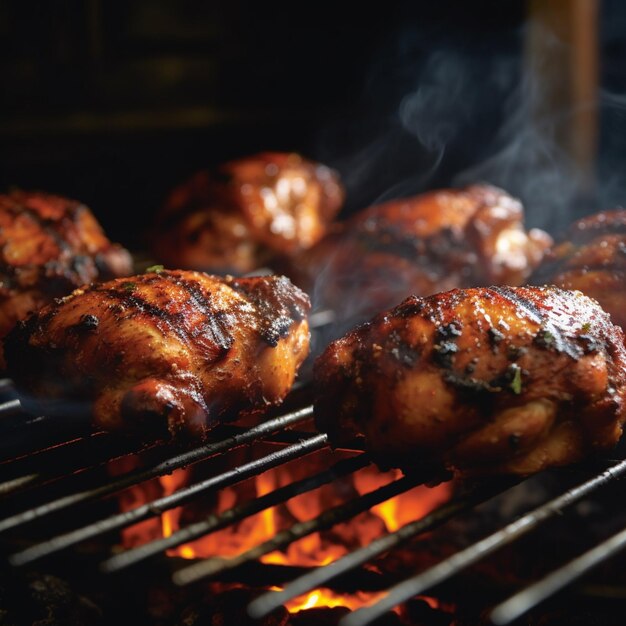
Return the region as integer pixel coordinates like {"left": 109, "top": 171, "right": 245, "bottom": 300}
{"left": 489, "top": 286, "right": 583, "bottom": 360}
{"left": 158, "top": 273, "right": 234, "bottom": 353}
{"left": 98, "top": 287, "right": 191, "bottom": 345}
{"left": 489, "top": 286, "right": 543, "bottom": 325}
{"left": 226, "top": 275, "right": 304, "bottom": 346}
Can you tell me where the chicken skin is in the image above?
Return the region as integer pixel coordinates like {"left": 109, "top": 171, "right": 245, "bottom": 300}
{"left": 5, "top": 270, "right": 310, "bottom": 440}
{"left": 152, "top": 152, "right": 344, "bottom": 274}
{"left": 0, "top": 190, "right": 132, "bottom": 367}
{"left": 531, "top": 210, "right": 626, "bottom": 332}
{"left": 314, "top": 286, "right": 626, "bottom": 476}
{"left": 286, "top": 185, "right": 551, "bottom": 331}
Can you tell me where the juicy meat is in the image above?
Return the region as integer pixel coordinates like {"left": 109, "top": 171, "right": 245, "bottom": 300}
{"left": 152, "top": 152, "right": 344, "bottom": 274}
{"left": 314, "top": 286, "right": 626, "bottom": 476}
{"left": 5, "top": 271, "right": 310, "bottom": 440}
{"left": 0, "top": 190, "right": 132, "bottom": 367}
{"left": 286, "top": 185, "right": 552, "bottom": 329}
{"left": 531, "top": 210, "right": 626, "bottom": 332}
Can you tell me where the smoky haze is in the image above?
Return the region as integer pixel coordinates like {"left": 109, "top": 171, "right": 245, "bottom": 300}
{"left": 318, "top": 10, "right": 626, "bottom": 237}
{"left": 305, "top": 10, "right": 626, "bottom": 352}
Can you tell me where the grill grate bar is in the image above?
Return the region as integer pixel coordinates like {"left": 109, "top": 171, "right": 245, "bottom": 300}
{"left": 248, "top": 476, "right": 517, "bottom": 619}
{"left": 490, "top": 522, "right": 626, "bottom": 625}
{"left": 0, "top": 399, "right": 22, "bottom": 417}
{"left": 0, "top": 406, "right": 313, "bottom": 535}
{"left": 0, "top": 413, "right": 92, "bottom": 463}
{"left": 339, "top": 458, "right": 626, "bottom": 626}
{"left": 173, "top": 473, "right": 424, "bottom": 587}
{"left": 0, "top": 425, "right": 336, "bottom": 501}
{"left": 101, "top": 452, "right": 372, "bottom": 573}
{"left": 0, "top": 435, "right": 148, "bottom": 498}
{"left": 9, "top": 432, "right": 327, "bottom": 567}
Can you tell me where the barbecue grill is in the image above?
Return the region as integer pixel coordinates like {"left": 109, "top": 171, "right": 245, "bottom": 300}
{"left": 2, "top": 372, "right": 626, "bottom": 626}
{"left": 4, "top": 2, "right": 626, "bottom": 624}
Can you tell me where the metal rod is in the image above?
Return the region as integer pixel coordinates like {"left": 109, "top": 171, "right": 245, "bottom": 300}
{"left": 490, "top": 524, "right": 626, "bottom": 625}
{"left": 248, "top": 477, "right": 516, "bottom": 619}
{"left": 9, "top": 432, "right": 327, "bottom": 566}
{"left": 0, "top": 399, "right": 22, "bottom": 416}
{"left": 173, "top": 473, "right": 424, "bottom": 587}
{"left": 0, "top": 406, "right": 313, "bottom": 535}
{"left": 0, "top": 435, "right": 143, "bottom": 498}
{"left": 101, "top": 452, "right": 371, "bottom": 573}
{"left": 339, "top": 459, "right": 626, "bottom": 626}
{"left": 0, "top": 474, "right": 41, "bottom": 496}
{"left": 0, "top": 425, "right": 332, "bottom": 500}
{"left": 0, "top": 414, "right": 89, "bottom": 462}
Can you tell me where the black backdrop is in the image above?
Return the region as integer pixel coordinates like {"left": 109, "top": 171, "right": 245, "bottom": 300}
{"left": 3, "top": 1, "right": 625, "bottom": 250}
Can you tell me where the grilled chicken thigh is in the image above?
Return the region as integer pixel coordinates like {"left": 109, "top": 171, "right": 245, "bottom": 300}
{"left": 315, "top": 286, "right": 626, "bottom": 476}
{"left": 287, "top": 186, "right": 551, "bottom": 329}
{"left": 531, "top": 210, "right": 626, "bottom": 332}
{"left": 6, "top": 271, "right": 310, "bottom": 440}
{"left": 0, "top": 190, "right": 132, "bottom": 367}
{"left": 152, "top": 152, "right": 344, "bottom": 274}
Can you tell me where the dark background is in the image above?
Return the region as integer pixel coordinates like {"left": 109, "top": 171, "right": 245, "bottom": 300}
{"left": 1, "top": 0, "right": 624, "bottom": 249}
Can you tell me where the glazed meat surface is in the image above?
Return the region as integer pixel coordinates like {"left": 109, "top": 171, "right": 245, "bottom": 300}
{"left": 287, "top": 185, "right": 551, "bottom": 332}
{"left": 152, "top": 152, "right": 344, "bottom": 274}
{"left": 0, "top": 191, "right": 132, "bottom": 366}
{"left": 6, "top": 271, "right": 310, "bottom": 440}
{"left": 314, "top": 286, "right": 626, "bottom": 475}
{"left": 531, "top": 210, "right": 626, "bottom": 332}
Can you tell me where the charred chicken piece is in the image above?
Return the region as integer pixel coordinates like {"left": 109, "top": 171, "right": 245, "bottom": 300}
{"left": 152, "top": 152, "right": 344, "bottom": 274}
{"left": 287, "top": 185, "right": 551, "bottom": 327}
{"left": 6, "top": 271, "right": 310, "bottom": 440}
{"left": 531, "top": 209, "right": 626, "bottom": 332}
{"left": 314, "top": 286, "right": 626, "bottom": 476}
{"left": 0, "top": 190, "right": 132, "bottom": 367}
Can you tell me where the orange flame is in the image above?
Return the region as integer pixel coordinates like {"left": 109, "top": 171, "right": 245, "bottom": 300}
{"left": 120, "top": 453, "right": 451, "bottom": 614}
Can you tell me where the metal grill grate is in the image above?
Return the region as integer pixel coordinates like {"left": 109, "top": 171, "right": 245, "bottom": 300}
{"left": 1, "top": 378, "right": 626, "bottom": 625}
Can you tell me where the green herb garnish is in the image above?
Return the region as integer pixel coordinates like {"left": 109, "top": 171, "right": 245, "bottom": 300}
{"left": 581, "top": 322, "right": 591, "bottom": 333}
{"left": 146, "top": 264, "right": 165, "bottom": 274}
{"left": 509, "top": 365, "right": 523, "bottom": 394}
{"left": 121, "top": 281, "right": 137, "bottom": 292}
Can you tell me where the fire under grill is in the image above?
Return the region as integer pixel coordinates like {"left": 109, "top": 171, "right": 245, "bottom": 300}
{"left": 2, "top": 377, "right": 626, "bottom": 626}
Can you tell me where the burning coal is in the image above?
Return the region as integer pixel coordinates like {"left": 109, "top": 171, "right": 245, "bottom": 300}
{"left": 116, "top": 448, "right": 451, "bottom": 614}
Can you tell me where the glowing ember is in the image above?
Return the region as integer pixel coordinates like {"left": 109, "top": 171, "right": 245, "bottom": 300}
{"left": 119, "top": 452, "right": 451, "bottom": 614}
{"left": 286, "top": 589, "right": 388, "bottom": 613}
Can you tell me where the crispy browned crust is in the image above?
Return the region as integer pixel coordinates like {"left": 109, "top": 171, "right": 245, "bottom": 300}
{"left": 152, "top": 152, "right": 344, "bottom": 274}
{"left": 314, "top": 286, "right": 626, "bottom": 476}
{"left": 0, "top": 190, "right": 133, "bottom": 366}
{"left": 531, "top": 209, "right": 626, "bottom": 331}
{"left": 286, "top": 185, "right": 552, "bottom": 325}
{"left": 6, "top": 271, "right": 310, "bottom": 441}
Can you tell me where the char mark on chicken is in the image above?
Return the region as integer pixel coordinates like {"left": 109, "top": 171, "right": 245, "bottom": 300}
{"left": 285, "top": 185, "right": 552, "bottom": 333}
{"left": 314, "top": 286, "right": 626, "bottom": 476}
{"left": 530, "top": 209, "right": 626, "bottom": 333}
{"left": 5, "top": 271, "right": 310, "bottom": 441}
{"left": 0, "top": 190, "right": 132, "bottom": 367}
